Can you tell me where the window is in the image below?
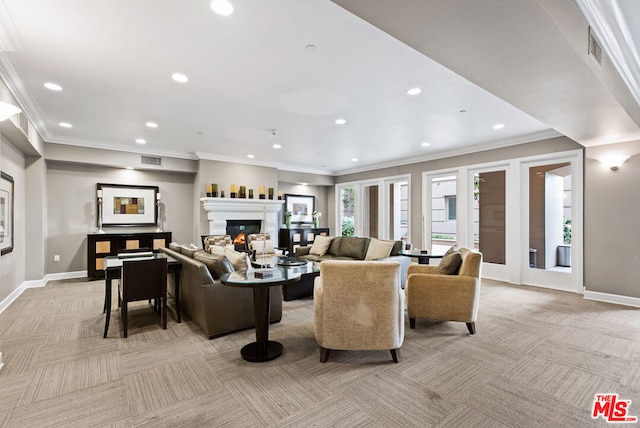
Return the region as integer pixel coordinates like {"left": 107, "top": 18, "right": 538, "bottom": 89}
{"left": 446, "top": 196, "right": 457, "bottom": 220}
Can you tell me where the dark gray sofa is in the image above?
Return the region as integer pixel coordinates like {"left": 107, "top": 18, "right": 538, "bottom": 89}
{"left": 160, "top": 245, "right": 282, "bottom": 339}
{"left": 294, "top": 236, "right": 412, "bottom": 287}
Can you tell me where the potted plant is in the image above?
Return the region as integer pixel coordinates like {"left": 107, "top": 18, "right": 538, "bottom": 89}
{"left": 312, "top": 210, "right": 321, "bottom": 228}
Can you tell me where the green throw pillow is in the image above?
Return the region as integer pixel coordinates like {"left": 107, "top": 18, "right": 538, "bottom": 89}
{"left": 437, "top": 251, "right": 462, "bottom": 275}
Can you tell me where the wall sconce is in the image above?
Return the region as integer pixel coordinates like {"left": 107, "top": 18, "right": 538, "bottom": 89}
{"left": 600, "top": 155, "right": 630, "bottom": 171}
{"left": 0, "top": 101, "right": 22, "bottom": 121}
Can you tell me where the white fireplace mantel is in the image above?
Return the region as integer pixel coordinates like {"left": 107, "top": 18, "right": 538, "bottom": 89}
{"left": 200, "top": 197, "right": 284, "bottom": 241}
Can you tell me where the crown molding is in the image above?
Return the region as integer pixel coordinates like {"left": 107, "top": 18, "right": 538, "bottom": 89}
{"left": 333, "top": 129, "right": 562, "bottom": 176}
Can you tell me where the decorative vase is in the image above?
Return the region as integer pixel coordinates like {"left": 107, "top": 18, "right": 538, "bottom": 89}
{"left": 285, "top": 218, "right": 291, "bottom": 229}
{"left": 313, "top": 219, "right": 319, "bottom": 228}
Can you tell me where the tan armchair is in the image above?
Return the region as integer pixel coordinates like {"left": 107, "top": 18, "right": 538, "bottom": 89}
{"left": 314, "top": 260, "right": 405, "bottom": 363}
{"left": 405, "top": 247, "right": 483, "bottom": 334}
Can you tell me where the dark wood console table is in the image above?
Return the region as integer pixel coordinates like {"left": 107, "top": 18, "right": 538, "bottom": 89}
{"left": 278, "top": 227, "right": 329, "bottom": 255}
{"left": 87, "top": 232, "right": 172, "bottom": 280}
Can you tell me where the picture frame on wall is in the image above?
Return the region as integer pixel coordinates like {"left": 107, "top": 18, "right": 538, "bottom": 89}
{"left": 1, "top": 171, "right": 14, "bottom": 255}
{"left": 98, "top": 183, "right": 159, "bottom": 226}
{"left": 285, "top": 194, "right": 315, "bottom": 224}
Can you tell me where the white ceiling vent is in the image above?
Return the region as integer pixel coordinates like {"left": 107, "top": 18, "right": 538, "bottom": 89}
{"left": 141, "top": 155, "right": 162, "bottom": 167}
{"left": 588, "top": 27, "right": 603, "bottom": 65}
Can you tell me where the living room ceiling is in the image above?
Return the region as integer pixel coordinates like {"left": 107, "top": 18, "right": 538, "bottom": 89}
{"left": 0, "top": 0, "right": 638, "bottom": 175}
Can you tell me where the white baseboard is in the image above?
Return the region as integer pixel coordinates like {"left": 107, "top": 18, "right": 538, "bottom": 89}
{"left": 0, "top": 282, "right": 30, "bottom": 314}
{"left": 583, "top": 290, "right": 640, "bottom": 308}
{"left": 0, "top": 270, "right": 88, "bottom": 314}
{"left": 46, "top": 270, "right": 87, "bottom": 281}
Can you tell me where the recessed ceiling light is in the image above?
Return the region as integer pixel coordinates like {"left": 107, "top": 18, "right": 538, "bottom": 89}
{"left": 272, "top": 144, "right": 282, "bottom": 149}
{"left": 493, "top": 123, "right": 505, "bottom": 130}
{"left": 59, "top": 122, "right": 72, "bottom": 128}
{"left": 145, "top": 121, "right": 158, "bottom": 128}
{"left": 306, "top": 44, "right": 317, "bottom": 51}
{"left": 211, "top": 0, "right": 234, "bottom": 16}
{"left": 352, "top": 157, "right": 358, "bottom": 162}
{"left": 407, "top": 88, "right": 422, "bottom": 95}
{"left": 335, "top": 118, "right": 346, "bottom": 125}
{"left": 300, "top": 183, "right": 308, "bottom": 186}
{"left": 125, "top": 167, "right": 134, "bottom": 170}
{"left": 421, "top": 142, "right": 431, "bottom": 147}
{"left": 247, "top": 154, "right": 255, "bottom": 159}
{"left": 171, "top": 73, "right": 189, "bottom": 83}
{"left": 135, "top": 138, "right": 146, "bottom": 144}
{"left": 44, "top": 82, "right": 62, "bottom": 91}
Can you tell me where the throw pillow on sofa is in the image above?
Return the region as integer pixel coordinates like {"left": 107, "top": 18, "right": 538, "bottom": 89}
{"left": 339, "top": 237, "right": 368, "bottom": 259}
{"left": 224, "top": 247, "right": 252, "bottom": 271}
{"left": 364, "top": 238, "right": 395, "bottom": 260}
{"left": 194, "top": 251, "right": 235, "bottom": 280}
{"left": 180, "top": 243, "right": 200, "bottom": 257}
{"left": 309, "top": 235, "right": 333, "bottom": 256}
{"left": 437, "top": 250, "right": 462, "bottom": 275}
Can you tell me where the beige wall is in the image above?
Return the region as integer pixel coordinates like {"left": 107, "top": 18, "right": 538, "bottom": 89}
{"left": 46, "top": 161, "right": 195, "bottom": 273}
{"left": 1, "top": 137, "right": 26, "bottom": 302}
{"left": 585, "top": 140, "right": 640, "bottom": 298}
{"left": 195, "top": 160, "right": 280, "bottom": 240}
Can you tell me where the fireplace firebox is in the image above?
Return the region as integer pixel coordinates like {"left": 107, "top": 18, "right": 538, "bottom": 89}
{"left": 226, "top": 220, "right": 261, "bottom": 250}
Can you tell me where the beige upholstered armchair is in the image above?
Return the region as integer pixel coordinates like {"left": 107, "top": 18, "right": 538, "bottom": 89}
{"left": 201, "top": 235, "right": 234, "bottom": 253}
{"left": 313, "top": 260, "right": 405, "bottom": 363}
{"left": 246, "top": 233, "right": 283, "bottom": 263}
{"left": 405, "top": 247, "right": 482, "bottom": 334}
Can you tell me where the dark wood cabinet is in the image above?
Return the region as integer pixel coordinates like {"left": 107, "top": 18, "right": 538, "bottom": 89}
{"left": 278, "top": 228, "right": 330, "bottom": 255}
{"left": 87, "top": 232, "right": 172, "bottom": 280}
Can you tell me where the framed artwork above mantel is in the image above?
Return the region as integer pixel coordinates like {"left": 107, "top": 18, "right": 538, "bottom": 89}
{"left": 98, "top": 183, "right": 159, "bottom": 227}
{"left": 284, "top": 194, "right": 314, "bottom": 224}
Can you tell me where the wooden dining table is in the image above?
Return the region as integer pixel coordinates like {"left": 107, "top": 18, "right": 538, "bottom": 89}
{"left": 102, "top": 252, "right": 182, "bottom": 338}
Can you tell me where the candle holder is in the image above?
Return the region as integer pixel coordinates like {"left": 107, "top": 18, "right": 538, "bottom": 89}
{"left": 155, "top": 195, "right": 163, "bottom": 232}
{"left": 212, "top": 183, "right": 218, "bottom": 197}
{"left": 249, "top": 189, "right": 254, "bottom": 199}
{"left": 268, "top": 187, "right": 274, "bottom": 200}
{"left": 97, "top": 194, "right": 105, "bottom": 233}
{"left": 239, "top": 186, "right": 246, "bottom": 199}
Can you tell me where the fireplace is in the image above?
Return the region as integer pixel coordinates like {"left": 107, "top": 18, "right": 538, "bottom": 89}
{"left": 200, "top": 198, "right": 285, "bottom": 249}
{"left": 226, "top": 219, "right": 261, "bottom": 250}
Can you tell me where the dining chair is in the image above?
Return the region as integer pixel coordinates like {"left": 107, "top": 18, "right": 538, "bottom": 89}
{"left": 118, "top": 257, "right": 168, "bottom": 338}
{"left": 102, "top": 248, "right": 153, "bottom": 314}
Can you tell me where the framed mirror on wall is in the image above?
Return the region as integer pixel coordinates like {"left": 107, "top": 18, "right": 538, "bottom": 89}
{"left": 1, "top": 171, "right": 14, "bottom": 255}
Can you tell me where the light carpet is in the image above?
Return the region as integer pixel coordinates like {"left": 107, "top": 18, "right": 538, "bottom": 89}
{"left": 0, "top": 278, "right": 639, "bottom": 427}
